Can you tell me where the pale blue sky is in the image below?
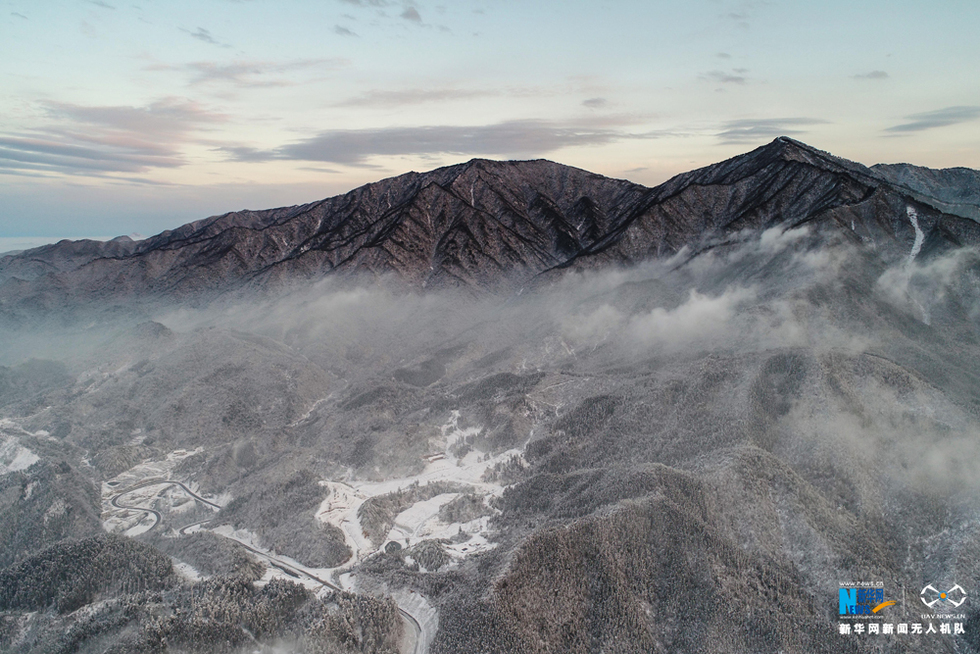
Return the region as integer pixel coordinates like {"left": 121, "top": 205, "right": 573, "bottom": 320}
{"left": 1, "top": 0, "right": 978, "bottom": 240}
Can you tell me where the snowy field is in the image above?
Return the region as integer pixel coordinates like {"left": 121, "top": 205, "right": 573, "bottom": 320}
{"left": 316, "top": 410, "right": 527, "bottom": 569}
{"left": 0, "top": 419, "right": 44, "bottom": 475}
{"left": 93, "top": 408, "right": 531, "bottom": 654}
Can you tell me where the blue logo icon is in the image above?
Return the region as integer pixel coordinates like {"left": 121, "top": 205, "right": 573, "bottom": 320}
{"left": 840, "top": 588, "right": 893, "bottom": 615}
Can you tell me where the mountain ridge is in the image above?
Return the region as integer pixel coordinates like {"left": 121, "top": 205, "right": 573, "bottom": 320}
{"left": 4, "top": 140, "right": 980, "bottom": 652}
{"left": 2, "top": 138, "right": 978, "bottom": 311}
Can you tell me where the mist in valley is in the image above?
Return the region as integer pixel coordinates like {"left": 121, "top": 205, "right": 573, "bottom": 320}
{"left": 2, "top": 223, "right": 980, "bottom": 652}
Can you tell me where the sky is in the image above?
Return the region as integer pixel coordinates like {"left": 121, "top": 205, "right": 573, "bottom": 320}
{"left": 1, "top": 0, "right": 979, "bottom": 243}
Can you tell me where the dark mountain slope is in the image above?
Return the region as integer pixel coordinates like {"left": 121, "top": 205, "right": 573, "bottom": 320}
{"left": 1, "top": 138, "right": 977, "bottom": 313}
{"left": 557, "top": 137, "right": 980, "bottom": 274}
{"left": 872, "top": 162, "right": 980, "bottom": 219}
{"left": 0, "top": 235, "right": 139, "bottom": 285}
{"left": 2, "top": 143, "right": 980, "bottom": 650}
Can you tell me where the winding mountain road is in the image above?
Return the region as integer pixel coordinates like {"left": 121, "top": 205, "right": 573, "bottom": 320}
{"left": 110, "top": 492, "right": 162, "bottom": 530}
{"left": 109, "top": 479, "right": 425, "bottom": 653}
{"left": 226, "top": 535, "right": 422, "bottom": 653}
{"left": 109, "top": 479, "right": 221, "bottom": 533}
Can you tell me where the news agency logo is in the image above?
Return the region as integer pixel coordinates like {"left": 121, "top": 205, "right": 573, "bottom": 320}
{"left": 839, "top": 587, "right": 896, "bottom": 616}
{"left": 837, "top": 581, "right": 970, "bottom": 637}
{"left": 921, "top": 584, "right": 967, "bottom": 609}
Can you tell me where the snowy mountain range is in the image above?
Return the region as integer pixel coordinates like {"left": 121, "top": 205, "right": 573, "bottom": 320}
{"left": 1, "top": 139, "right": 979, "bottom": 653}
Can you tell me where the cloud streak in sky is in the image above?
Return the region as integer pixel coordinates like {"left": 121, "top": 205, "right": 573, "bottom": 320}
{"left": 885, "top": 106, "right": 980, "bottom": 133}
{"left": 700, "top": 70, "right": 747, "bottom": 84}
{"left": 149, "top": 58, "right": 345, "bottom": 88}
{"left": 853, "top": 70, "right": 888, "bottom": 80}
{"left": 223, "top": 120, "right": 650, "bottom": 165}
{"left": 0, "top": 99, "right": 225, "bottom": 176}
{"left": 334, "top": 81, "right": 627, "bottom": 109}
{"left": 716, "top": 117, "right": 828, "bottom": 143}
{"left": 334, "top": 87, "right": 496, "bottom": 107}
{"left": 182, "top": 27, "right": 231, "bottom": 48}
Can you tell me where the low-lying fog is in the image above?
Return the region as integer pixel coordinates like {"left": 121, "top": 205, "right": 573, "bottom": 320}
{"left": 2, "top": 225, "right": 980, "bottom": 653}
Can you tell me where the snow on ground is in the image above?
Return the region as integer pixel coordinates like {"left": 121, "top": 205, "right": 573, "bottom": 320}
{"left": 392, "top": 588, "right": 439, "bottom": 654}
{"left": 0, "top": 436, "right": 39, "bottom": 474}
{"left": 102, "top": 510, "right": 141, "bottom": 535}
{"left": 68, "top": 599, "right": 122, "bottom": 624}
{"left": 0, "top": 419, "right": 54, "bottom": 475}
{"left": 106, "top": 447, "right": 203, "bottom": 490}
{"left": 441, "top": 410, "right": 481, "bottom": 462}
{"left": 290, "top": 380, "right": 349, "bottom": 428}
{"left": 316, "top": 410, "right": 527, "bottom": 570}
{"left": 0, "top": 418, "right": 45, "bottom": 437}
{"left": 906, "top": 205, "right": 925, "bottom": 268}
{"left": 211, "top": 525, "right": 336, "bottom": 593}
{"left": 101, "top": 448, "right": 211, "bottom": 534}
{"left": 386, "top": 492, "right": 460, "bottom": 544}
{"left": 166, "top": 496, "right": 198, "bottom": 514}
{"left": 316, "top": 481, "right": 372, "bottom": 564}
{"left": 122, "top": 516, "right": 156, "bottom": 538}
{"left": 337, "top": 572, "right": 355, "bottom": 591}
{"left": 289, "top": 398, "right": 327, "bottom": 426}
{"left": 902, "top": 204, "right": 932, "bottom": 324}
{"left": 91, "top": 410, "right": 525, "bottom": 653}
{"left": 172, "top": 559, "right": 202, "bottom": 582}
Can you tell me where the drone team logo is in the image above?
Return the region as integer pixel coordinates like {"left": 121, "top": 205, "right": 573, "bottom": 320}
{"left": 837, "top": 581, "right": 970, "bottom": 637}
{"left": 921, "top": 584, "right": 968, "bottom": 609}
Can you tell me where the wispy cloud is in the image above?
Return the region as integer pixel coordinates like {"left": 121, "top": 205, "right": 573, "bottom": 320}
{"left": 726, "top": 10, "right": 750, "bottom": 28}
{"left": 11, "top": 11, "right": 27, "bottom": 19}
{"left": 0, "top": 138, "right": 159, "bottom": 173}
{"left": 853, "top": 70, "right": 888, "bottom": 80}
{"left": 339, "top": 0, "right": 390, "bottom": 5}
{"left": 0, "top": 99, "right": 225, "bottom": 177}
{"left": 334, "top": 87, "right": 495, "bottom": 107}
{"left": 885, "top": 106, "right": 980, "bottom": 133}
{"left": 297, "top": 166, "right": 343, "bottom": 174}
{"left": 49, "top": 100, "right": 224, "bottom": 137}
{"left": 182, "top": 27, "right": 231, "bottom": 48}
{"left": 717, "top": 117, "right": 827, "bottom": 143}
{"left": 720, "top": 0, "right": 769, "bottom": 29}
{"left": 221, "top": 119, "right": 651, "bottom": 165}
{"left": 334, "top": 80, "right": 617, "bottom": 109}
{"left": 87, "top": 0, "right": 116, "bottom": 9}
{"left": 218, "top": 145, "right": 273, "bottom": 163}
{"left": 401, "top": 7, "right": 422, "bottom": 22}
{"left": 700, "top": 70, "right": 747, "bottom": 84}
{"left": 150, "top": 59, "right": 345, "bottom": 88}
{"left": 334, "top": 25, "right": 358, "bottom": 36}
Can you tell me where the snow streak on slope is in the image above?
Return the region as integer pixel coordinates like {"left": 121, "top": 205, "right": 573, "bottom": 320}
{"left": 906, "top": 205, "right": 925, "bottom": 268}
